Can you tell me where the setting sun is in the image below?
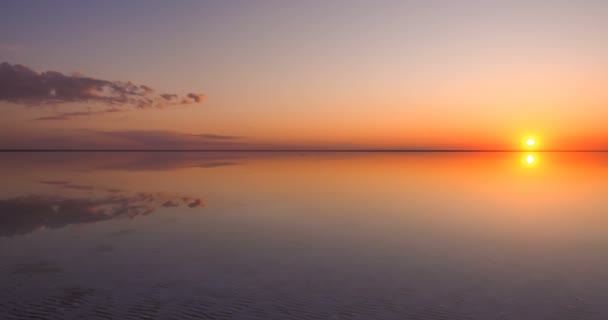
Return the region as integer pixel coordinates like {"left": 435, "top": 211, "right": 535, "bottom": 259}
{"left": 526, "top": 138, "right": 535, "bottom": 147}
{"left": 522, "top": 136, "right": 539, "bottom": 150}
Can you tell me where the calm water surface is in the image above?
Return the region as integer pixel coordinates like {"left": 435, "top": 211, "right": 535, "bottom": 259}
{"left": 1, "top": 152, "right": 608, "bottom": 319}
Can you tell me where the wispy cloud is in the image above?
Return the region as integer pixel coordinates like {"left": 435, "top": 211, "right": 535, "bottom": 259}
{"left": 88, "top": 130, "right": 246, "bottom": 149}
{"left": 0, "top": 62, "right": 205, "bottom": 119}
{"left": 191, "top": 133, "right": 244, "bottom": 140}
{"left": 35, "top": 107, "right": 123, "bottom": 120}
{"left": 0, "top": 128, "right": 252, "bottom": 150}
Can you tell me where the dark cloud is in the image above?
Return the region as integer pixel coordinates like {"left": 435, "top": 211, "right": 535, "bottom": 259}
{"left": 38, "top": 180, "right": 69, "bottom": 185}
{"left": 40, "top": 181, "right": 122, "bottom": 193}
{"left": 162, "top": 200, "right": 180, "bottom": 207}
{"left": 187, "top": 199, "right": 204, "bottom": 208}
{"left": 198, "top": 161, "right": 241, "bottom": 168}
{"left": 186, "top": 93, "right": 205, "bottom": 103}
{"left": 0, "top": 62, "right": 205, "bottom": 119}
{"left": 0, "top": 183, "right": 206, "bottom": 237}
{"left": 84, "top": 130, "right": 248, "bottom": 149}
{"left": 0, "top": 129, "right": 250, "bottom": 150}
{"left": 192, "top": 133, "right": 243, "bottom": 140}
{"left": 39, "top": 181, "right": 98, "bottom": 191}
{"left": 160, "top": 93, "right": 178, "bottom": 101}
{"left": 35, "top": 107, "right": 122, "bottom": 120}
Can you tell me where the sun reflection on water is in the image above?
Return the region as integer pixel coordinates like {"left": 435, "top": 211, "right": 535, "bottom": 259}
{"left": 523, "top": 153, "right": 537, "bottom": 167}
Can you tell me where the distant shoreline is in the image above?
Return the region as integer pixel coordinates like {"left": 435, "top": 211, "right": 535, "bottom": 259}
{"left": 0, "top": 149, "right": 607, "bottom": 153}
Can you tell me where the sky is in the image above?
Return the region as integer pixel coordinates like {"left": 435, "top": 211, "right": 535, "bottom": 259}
{"left": 1, "top": 0, "right": 608, "bottom": 150}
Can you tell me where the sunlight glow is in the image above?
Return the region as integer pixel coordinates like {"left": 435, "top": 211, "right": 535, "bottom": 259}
{"left": 526, "top": 154, "right": 535, "bottom": 164}
{"left": 526, "top": 138, "right": 535, "bottom": 147}
{"left": 522, "top": 153, "right": 539, "bottom": 168}
{"left": 522, "top": 136, "right": 539, "bottom": 150}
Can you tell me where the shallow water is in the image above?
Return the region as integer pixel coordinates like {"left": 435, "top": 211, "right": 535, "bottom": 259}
{"left": 1, "top": 152, "right": 608, "bottom": 320}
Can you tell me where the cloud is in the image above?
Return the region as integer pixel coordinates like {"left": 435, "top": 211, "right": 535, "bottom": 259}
{"left": 0, "top": 128, "right": 255, "bottom": 151}
{"left": 160, "top": 93, "right": 178, "bottom": 100}
{"left": 192, "top": 133, "right": 244, "bottom": 140}
{"left": 186, "top": 93, "right": 205, "bottom": 103}
{"left": 0, "top": 62, "right": 206, "bottom": 119}
{"left": 187, "top": 199, "right": 204, "bottom": 208}
{"left": 87, "top": 130, "right": 247, "bottom": 149}
{"left": 39, "top": 180, "right": 104, "bottom": 191}
{"left": 35, "top": 107, "right": 122, "bottom": 120}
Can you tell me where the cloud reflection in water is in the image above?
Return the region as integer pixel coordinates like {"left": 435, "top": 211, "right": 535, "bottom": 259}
{"left": 0, "top": 181, "right": 205, "bottom": 237}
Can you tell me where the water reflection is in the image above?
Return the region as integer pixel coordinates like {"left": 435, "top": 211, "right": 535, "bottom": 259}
{"left": 523, "top": 153, "right": 537, "bottom": 167}
{"left": 0, "top": 180, "right": 205, "bottom": 237}
{"left": 1, "top": 152, "right": 608, "bottom": 319}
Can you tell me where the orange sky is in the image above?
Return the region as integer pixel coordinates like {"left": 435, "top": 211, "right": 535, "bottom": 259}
{"left": 2, "top": 1, "right": 608, "bottom": 150}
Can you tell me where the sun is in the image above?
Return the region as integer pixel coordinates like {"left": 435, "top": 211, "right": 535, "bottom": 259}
{"left": 526, "top": 138, "right": 535, "bottom": 147}
{"left": 522, "top": 136, "right": 538, "bottom": 149}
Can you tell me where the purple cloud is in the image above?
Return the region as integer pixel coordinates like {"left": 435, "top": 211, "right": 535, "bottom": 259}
{"left": 35, "top": 107, "right": 122, "bottom": 120}
{"left": 89, "top": 130, "right": 246, "bottom": 149}
{"left": 191, "top": 133, "right": 244, "bottom": 140}
{"left": 0, "top": 62, "right": 205, "bottom": 119}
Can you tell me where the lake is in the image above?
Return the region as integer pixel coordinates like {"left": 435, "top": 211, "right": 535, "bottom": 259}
{"left": 1, "top": 152, "right": 608, "bottom": 319}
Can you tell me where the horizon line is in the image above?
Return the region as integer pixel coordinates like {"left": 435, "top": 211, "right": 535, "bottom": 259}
{"left": 1, "top": 149, "right": 608, "bottom": 153}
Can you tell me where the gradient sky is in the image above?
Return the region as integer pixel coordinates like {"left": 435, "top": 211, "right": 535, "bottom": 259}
{"left": 1, "top": 0, "right": 608, "bottom": 149}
